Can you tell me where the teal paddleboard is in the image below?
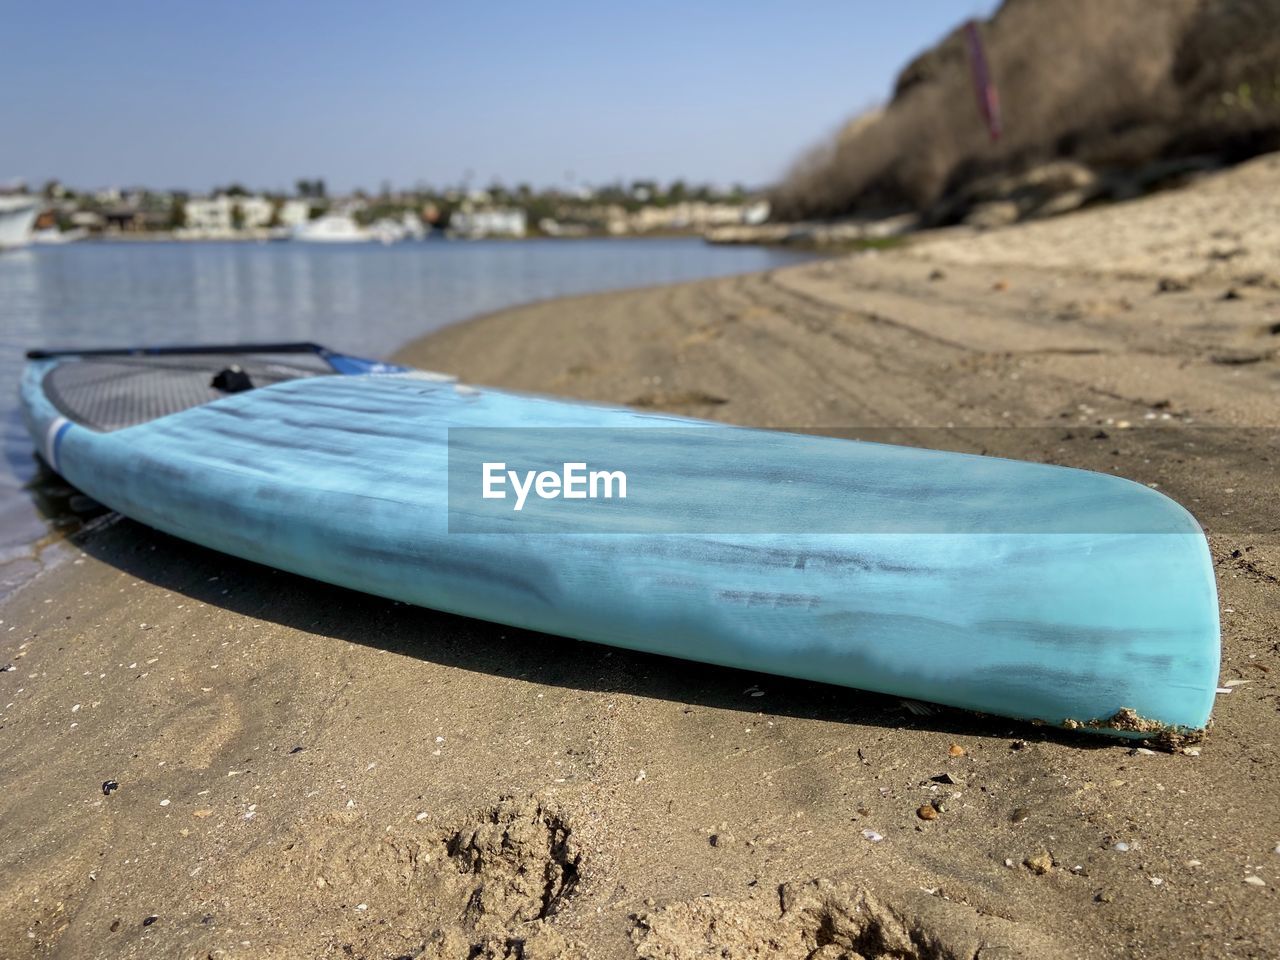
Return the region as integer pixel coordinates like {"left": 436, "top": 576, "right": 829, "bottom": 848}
{"left": 20, "top": 343, "right": 1219, "bottom": 737}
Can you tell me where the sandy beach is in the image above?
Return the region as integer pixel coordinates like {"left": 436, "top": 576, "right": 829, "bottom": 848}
{"left": 3, "top": 155, "right": 1279, "bottom": 959}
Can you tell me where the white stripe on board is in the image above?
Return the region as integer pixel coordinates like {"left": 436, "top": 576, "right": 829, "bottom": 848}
{"left": 43, "top": 416, "right": 70, "bottom": 472}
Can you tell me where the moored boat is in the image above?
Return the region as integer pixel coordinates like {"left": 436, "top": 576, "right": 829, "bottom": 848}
{"left": 31, "top": 227, "right": 88, "bottom": 245}
{"left": 0, "top": 196, "right": 40, "bottom": 251}
{"left": 290, "top": 213, "right": 370, "bottom": 243}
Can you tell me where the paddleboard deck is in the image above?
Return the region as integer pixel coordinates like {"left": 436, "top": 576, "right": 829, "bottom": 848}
{"left": 20, "top": 342, "right": 1220, "bottom": 737}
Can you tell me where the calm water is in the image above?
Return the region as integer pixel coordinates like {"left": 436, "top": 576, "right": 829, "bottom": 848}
{"left": 0, "top": 237, "right": 813, "bottom": 585}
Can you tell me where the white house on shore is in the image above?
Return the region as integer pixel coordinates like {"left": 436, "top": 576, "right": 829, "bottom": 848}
{"left": 181, "top": 195, "right": 276, "bottom": 236}
{"left": 278, "top": 199, "right": 311, "bottom": 228}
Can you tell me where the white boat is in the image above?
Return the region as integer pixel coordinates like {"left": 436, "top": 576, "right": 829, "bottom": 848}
{"left": 290, "top": 214, "right": 370, "bottom": 243}
{"left": 31, "top": 227, "right": 88, "bottom": 245}
{"left": 367, "top": 218, "right": 406, "bottom": 245}
{"left": 400, "top": 211, "right": 426, "bottom": 240}
{"left": 0, "top": 196, "right": 40, "bottom": 251}
{"left": 353, "top": 212, "right": 426, "bottom": 245}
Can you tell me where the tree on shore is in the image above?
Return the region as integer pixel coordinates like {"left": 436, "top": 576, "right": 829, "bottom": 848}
{"left": 296, "top": 179, "right": 327, "bottom": 200}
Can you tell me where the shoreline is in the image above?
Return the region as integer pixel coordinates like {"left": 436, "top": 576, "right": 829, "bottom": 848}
{"left": 2, "top": 155, "right": 1279, "bottom": 958}
{"left": 38, "top": 230, "right": 773, "bottom": 246}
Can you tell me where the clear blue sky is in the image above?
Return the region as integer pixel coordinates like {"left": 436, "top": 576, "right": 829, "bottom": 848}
{"left": 3, "top": 1, "right": 997, "bottom": 193}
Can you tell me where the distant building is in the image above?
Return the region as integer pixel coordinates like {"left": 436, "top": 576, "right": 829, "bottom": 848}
{"left": 330, "top": 197, "right": 368, "bottom": 218}
{"left": 182, "top": 194, "right": 275, "bottom": 235}
{"left": 538, "top": 217, "right": 589, "bottom": 237}
{"left": 183, "top": 196, "right": 232, "bottom": 233}
{"left": 102, "top": 208, "right": 141, "bottom": 232}
{"left": 102, "top": 205, "right": 168, "bottom": 233}
{"left": 603, "top": 201, "right": 746, "bottom": 236}
{"left": 449, "top": 207, "right": 527, "bottom": 239}
{"left": 236, "top": 195, "right": 274, "bottom": 230}
{"left": 70, "top": 210, "right": 105, "bottom": 231}
{"left": 278, "top": 199, "right": 311, "bottom": 228}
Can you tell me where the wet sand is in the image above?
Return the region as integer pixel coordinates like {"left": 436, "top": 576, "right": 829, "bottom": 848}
{"left": 3, "top": 155, "right": 1279, "bottom": 958}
